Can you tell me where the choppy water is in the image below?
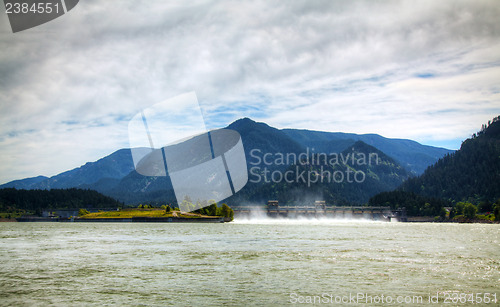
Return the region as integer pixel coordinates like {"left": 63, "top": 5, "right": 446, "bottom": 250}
{"left": 0, "top": 220, "right": 498, "bottom": 306}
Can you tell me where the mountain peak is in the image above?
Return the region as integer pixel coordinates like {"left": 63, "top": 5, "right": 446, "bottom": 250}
{"left": 227, "top": 117, "right": 263, "bottom": 131}
{"left": 341, "top": 140, "right": 400, "bottom": 167}
{"left": 227, "top": 117, "right": 304, "bottom": 158}
{"left": 232, "top": 117, "right": 256, "bottom": 124}
{"left": 343, "top": 140, "right": 391, "bottom": 156}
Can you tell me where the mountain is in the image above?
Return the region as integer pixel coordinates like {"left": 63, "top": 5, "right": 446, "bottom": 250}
{"left": 103, "top": 171, "right": 175, "bottom": 204}
{"left": 0, "top": 175, "right": 48, "bottom": 189}
{"left": 369, "top": 116, "right": 500, "bottom": 216}
{"left": 227, "top": 118, "right": 304, "bottom": 170}
{"left": 1, "top": 118, "right": 452, "bottom": 205}
{"left": 282, "top": 128, "right": 452, "bottom": 175}
{"left": 228, "top": 118, "right": 452, "bottom": 174}
{"left": 91, "top": 118, "right": 308, "bottom": 204}
{"left": 226, "top": 140, "right": 409, "bottom": 205}
{"left": 1, "top": 149, "right": 135, "bottom": 191}
{"left": 400, "top": 116, "right": 500, "bottom": 203}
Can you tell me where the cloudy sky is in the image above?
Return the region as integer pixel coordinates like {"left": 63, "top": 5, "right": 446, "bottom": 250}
{"left": 0, "top": 0, "right": 499, "bottom": 184}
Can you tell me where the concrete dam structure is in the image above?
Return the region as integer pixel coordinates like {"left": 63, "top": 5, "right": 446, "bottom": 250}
{"left": 233, "top": 201, "right": 407, "bottom": 222}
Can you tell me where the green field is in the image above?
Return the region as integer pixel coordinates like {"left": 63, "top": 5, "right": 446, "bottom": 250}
{"left": 80, "top": 208, "right": 212, "bottom": 219}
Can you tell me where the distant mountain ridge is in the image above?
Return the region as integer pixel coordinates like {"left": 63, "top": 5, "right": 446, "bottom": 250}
{"left": 282, "top": 127, "right": 451, "bottom": 175}
{"left": 1, "top": 149, "right": 135, "bottom": 190}
{"left": 0, "top": 175, "right": 48, "bottom": 189}
{"left": 0, "top": 118, "right": 453, "bottom": 205}
{"left": 228, "top": 118, "right": 452, "bottom": 175}
{"left": 226, "top": 140, "right": 410, "bottom": 205}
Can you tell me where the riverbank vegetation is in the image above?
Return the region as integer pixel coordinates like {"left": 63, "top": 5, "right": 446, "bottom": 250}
{"left": 80, "top": 208, "right": 196, "bottom": 219}
{"left": 370, "top": 191, "right": 499, "bottom": 222}
{"left": 78, "top": 202, "right": 235, "bottom": 221}
{"left": 0, "top": 188, "right": 123, "bottom": 218}
{"left": 370, "top": 117, "right": 500, "bottom": 223}
{"left": 0, "top": 188, "right": 234, "bottom": 221}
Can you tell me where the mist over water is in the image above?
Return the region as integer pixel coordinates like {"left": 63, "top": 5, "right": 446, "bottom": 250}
{"left": 233, "top": 206, "right": 392, "bottom": 225}
{"left": 234, "top": 214, "right": 384, "bottom": 225}
{"left": 233, "top": 218, "right": 385, "bottom": 225}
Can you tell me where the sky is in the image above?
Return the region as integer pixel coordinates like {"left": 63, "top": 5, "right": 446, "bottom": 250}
{"left": 0, "top": 0, "right": 499, "bottom": 184}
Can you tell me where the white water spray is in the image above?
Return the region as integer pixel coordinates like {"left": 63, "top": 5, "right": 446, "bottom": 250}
{"left": 233, "top": 207, "right": 385, "bottom": 225}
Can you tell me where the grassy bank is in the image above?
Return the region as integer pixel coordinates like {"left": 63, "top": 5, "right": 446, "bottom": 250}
{"left": 80, "top": 208, "right": 215, "bottom": 219}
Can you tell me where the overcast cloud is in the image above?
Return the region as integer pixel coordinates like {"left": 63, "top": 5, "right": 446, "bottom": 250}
{"left": 0, "top": 0, "right": 499, "bottom": 183}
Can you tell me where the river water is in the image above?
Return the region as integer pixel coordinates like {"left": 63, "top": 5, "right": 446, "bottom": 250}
{"left": 0, "top": 220, "right": 498, "bottom": 306}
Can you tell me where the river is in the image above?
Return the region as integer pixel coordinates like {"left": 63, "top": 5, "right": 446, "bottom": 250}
{"left": 0, "top": 220, "right": 498, "bottom": 306}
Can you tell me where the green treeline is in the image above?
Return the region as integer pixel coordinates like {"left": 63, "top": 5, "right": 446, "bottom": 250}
{"left": 0, "top": 188, "right": 123, "bottom": 213}
{"left": 175, "top": 196, "right": 234, "bottom": 220}
{"left": 369, "top": 191, "right": 500, "bottom": 220}
{"left": 138, "top": 201, "right": 234, "bottom": 220}
{"left": 402, "top": 116, "right": 500, "bottom": 204}
{"left": 369, "top": 191, "right": 451, "bottom": 217}
{"left": 193, "top": 202, "right": 234, "bottom": 220}
{"left": 370, "top": 116, "right": 500, "bottom": 220}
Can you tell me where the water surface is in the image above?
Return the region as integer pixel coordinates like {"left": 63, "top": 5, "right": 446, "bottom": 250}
{"left": 0, "top": 220, "right": 498, "bottom": 306}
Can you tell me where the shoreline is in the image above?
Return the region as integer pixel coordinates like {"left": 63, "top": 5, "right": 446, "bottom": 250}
{"left": 5, "top": 216, "right": 497, "bottom": 224}
{"left": 406, "top": 216, "right": 499, "bottom": 224}
{"left": 14, "top": 216, "right": 229, "bottom": 223}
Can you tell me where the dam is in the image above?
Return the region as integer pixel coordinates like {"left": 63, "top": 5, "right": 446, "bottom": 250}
{"left": 233, "top": 200, "right": 407, "bottom": 222}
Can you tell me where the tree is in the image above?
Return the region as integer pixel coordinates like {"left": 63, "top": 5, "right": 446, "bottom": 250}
{"left": 165, "top": 205, "right": 172, "bottom": 213}
{"left": 453, "top": 202, "right": 466, "bottom": 216}
{"left": 439, "top": 207, "right": 447, "bottom": 220}
{"left": 478, "top": 201, "right": 492, "bottom": 213}
{"left": 422, "top": 203, "right": 432, "bottom": 216}
{"left": 493, "top": 201, "right": 500, "bottom": 221}
{"left": 207, "top": 203, "right": 218, "bottom": 216}
{"left": 220, "top": 203, "right": 234, "bottom": 219}
{"left": 463, "top": 203, "right": 477, "bottom": 220}
{"left": 78, "top": 208, "right": 90, "bottom": 216}
{"left": 221, "top": 203, "right": 229, "bottom": 217}
{"left": 0, "top": 188, "right": 121, "bottom": 213}
{"left": 181, "top": 196, "right": 194, "bottom": 212}
{"left": 449, "top": 207, "right": 456, "bottom": 219}
{"left": 396, "top": 118, "right": 500, "bottom": 204}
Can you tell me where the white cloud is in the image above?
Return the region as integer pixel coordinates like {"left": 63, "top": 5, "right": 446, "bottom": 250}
{"left": 0, "top": 0, "right": 499, "bottom": 183}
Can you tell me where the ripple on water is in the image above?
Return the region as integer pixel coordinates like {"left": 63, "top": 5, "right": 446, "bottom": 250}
{"left": 0, "top": 222, "right": 498, "bottom": 305}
